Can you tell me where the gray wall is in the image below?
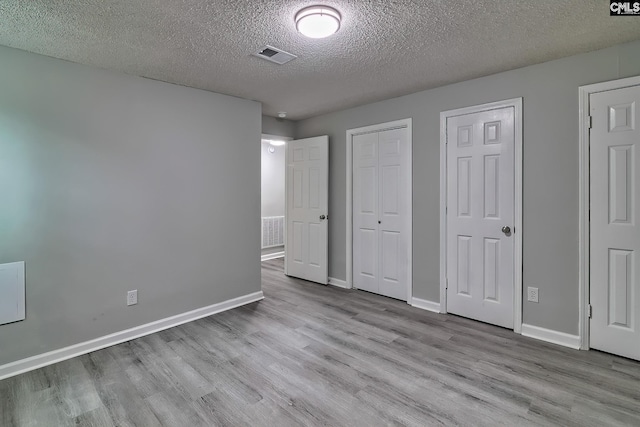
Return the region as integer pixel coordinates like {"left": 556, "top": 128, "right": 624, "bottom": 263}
{"left": 295, "top": 39, "right": 640, "bottom": 335}
{"left": 0, "top": 46, "right": 262, "bottom": 365}
{"left": 262, "top": 115, "right": 295, "bottom": 138}
{"left": 261, "top": 142, "right": 285, "bottom": 218}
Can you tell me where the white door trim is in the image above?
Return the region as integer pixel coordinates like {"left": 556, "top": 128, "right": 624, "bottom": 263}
{"left": 439, "top": 98, "right": 523, "bottom": 333}
{"left": 262, "top": 133, "right": 293, "bottom": 142}
{"left": 578, "top": 75, "right": 640, "bottom": 350}
{"left": 346, "top": 118, "right": 413, "bottom": 303}
{"left": 284, "top": 140, "right": 289, "bottom": 276}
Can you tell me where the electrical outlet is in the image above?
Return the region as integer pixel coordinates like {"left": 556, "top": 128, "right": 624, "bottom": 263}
{"left": 127, "top": 290, "right": 138, "bottom": 306}
{"left": 527, "top": 287, "right": 539, "bottom": 303}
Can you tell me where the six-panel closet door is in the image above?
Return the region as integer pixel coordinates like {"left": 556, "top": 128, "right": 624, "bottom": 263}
{"left": 589, "top": 84, "right": 640, "bottom": 361}
{"left": 445, "top": 106, "right": 515, "bottom": 329}
{"left": 352, "top": 127, "right": 410, "bottom": 301}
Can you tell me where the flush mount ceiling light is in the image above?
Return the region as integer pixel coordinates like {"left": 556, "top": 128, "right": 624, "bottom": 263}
{"left": 295, "top": 5, "right": 341, "bottom": 39}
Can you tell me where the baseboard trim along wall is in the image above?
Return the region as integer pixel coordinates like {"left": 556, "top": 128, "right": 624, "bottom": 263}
{"left": 0, "top": 291, "right": 264, "bottom": 381}
{"left": 411, "top": 298, "right": 441, "bottom": 313}
{"left": 328, "top": 277, "right": 350, "bottom": 289}
{"left": 521, "top": 323, "right": 581, "bottom": 350}
{"left": 261, "top": 251, "right": 285, "bottom": 262}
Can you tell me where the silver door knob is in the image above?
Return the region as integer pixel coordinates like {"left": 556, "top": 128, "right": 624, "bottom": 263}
{"left": 319, "top": 215, "right": 326, "bottom": 220}
{"left": 501, "top": 226, "right": 511, "bottom": 235}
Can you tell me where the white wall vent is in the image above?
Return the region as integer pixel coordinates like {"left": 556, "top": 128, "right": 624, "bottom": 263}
{"left": 262, "top": 216, "right": 284, "bottom": 248}
{"left": 253, "top": 45, "right": 297, "bottom": 65}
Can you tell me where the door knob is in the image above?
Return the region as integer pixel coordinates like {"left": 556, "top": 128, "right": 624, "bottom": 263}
{"left": 501, "top": 226, "right": 511, "bottom": 235}
{"left": 319, "top": 215, "right": 326, "bottom": 220}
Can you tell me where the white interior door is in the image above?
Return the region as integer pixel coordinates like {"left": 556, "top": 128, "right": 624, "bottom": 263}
{"left": 285, "top": 136, "right": 329, "bottom": 284}
{"left": 353, "top": 127, "right": 411, "bottom": 301}
{"left": 446, "top": 107, "right": 515, "bottom": 328}
{"left": 353, "top": 132, "right": 379, "bottom": 293}
{"left": 590, "top": 85, "right": 640, "bottom": 361}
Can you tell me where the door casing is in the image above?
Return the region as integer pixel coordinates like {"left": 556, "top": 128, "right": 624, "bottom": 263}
{"left": 578, "top": 75, "right": 640, "bottom": 350}
{"left": 346, "top": 118, "right": 413, "bottom": 303}
{"left": 440, "top": 98, "right": 523, "bottom": 333}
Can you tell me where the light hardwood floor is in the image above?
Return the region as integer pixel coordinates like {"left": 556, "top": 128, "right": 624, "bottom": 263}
{"left": 2, "top": 258, "right": 640, "bottom": 426}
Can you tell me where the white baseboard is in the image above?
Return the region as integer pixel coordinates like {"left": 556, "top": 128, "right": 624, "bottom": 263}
{"left": 0, "top": 291, "right": 264, "bottom": 381}
{"left": 261, "top": 251, "right": 285, "bottom": 262}
{"left": 411, "top": 298, "right": 441, "bottom": 313}
{"left": 521, "top": 323, "right": 581, "bottom": 350}
{"left": 328, "top": 277, "right": 350, "bottom": 289}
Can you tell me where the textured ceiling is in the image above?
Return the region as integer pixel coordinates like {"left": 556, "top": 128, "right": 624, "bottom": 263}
{"left": 1, "top": 1, "right": 639, "bottom": 120}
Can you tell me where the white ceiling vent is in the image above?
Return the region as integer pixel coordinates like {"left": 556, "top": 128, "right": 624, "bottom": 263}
{"left": 253, "top": 45, "right": 297, "bottom": 65}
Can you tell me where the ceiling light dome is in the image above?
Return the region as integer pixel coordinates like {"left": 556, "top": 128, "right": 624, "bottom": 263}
{"left": 295, "top": 5, "right": 341, "bottom": 39}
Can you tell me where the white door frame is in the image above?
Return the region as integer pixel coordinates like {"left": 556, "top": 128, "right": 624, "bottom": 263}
{"left": 578, "top": 75, "right": 640, "bottom": 350}
{"left": 439, "top": 98, "right": 523, "bottom": 333}
{"left": 346, "top": 118, "right": 413, "bottom": 303}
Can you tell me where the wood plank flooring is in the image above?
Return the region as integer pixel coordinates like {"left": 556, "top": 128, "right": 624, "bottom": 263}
{"left": 2, "top": 258, "right": 640, "bottom": 426}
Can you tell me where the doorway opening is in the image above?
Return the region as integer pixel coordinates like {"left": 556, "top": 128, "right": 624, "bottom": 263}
{"left": 261, "top": 134, "right": 291, "bottom": 263}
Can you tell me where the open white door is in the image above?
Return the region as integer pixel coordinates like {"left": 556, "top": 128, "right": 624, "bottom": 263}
{"left": 590, "top": 84, "right": 640, "bottom": 361}
{"left": 445, "top": 104, "right": 517, "bottom": 329}
{"left": 285, "top": 136, "right": 329, "bottom": 284}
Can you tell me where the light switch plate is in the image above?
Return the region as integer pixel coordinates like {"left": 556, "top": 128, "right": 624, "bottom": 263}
{"left": 0, "top": 261, "right": 26, "bottom": 325}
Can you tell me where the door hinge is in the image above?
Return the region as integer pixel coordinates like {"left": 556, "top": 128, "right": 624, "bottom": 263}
{"left": 446, "top": 278, "right": 448, "bottom": 290}
{"left": 588, "top": 115, "right": 593, "bottom": 129}
{"left": 588, "top": 304, "right": 592, "bottom": 319}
